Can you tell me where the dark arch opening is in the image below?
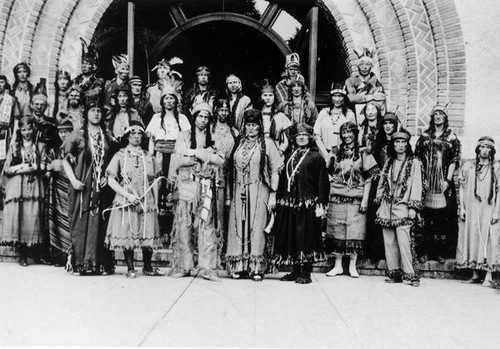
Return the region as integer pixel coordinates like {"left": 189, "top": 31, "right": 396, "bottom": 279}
{"left": 92, "top": 0, "right": 350, "bottom": 106}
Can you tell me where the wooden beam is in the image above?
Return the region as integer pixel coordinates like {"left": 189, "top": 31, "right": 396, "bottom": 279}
{"left": 259, "top": 3, "right": 282, "bottom": 28}
{"left": 308, "top": 7, "right": 318, "bottom": 103}
{"left": 127, "top": 2, "right": 135, "bottom": 75}
{"left": 169, "top": 4, "right": 187, "bottom": 27}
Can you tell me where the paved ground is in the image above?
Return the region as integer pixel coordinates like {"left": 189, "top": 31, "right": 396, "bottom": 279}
{"left": 0, "top": 263, "right": 499, "bottom": 348}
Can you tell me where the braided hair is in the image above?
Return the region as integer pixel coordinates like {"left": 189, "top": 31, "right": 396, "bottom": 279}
{"left": 13, "top": 116, "right": 37, "bottom": 163}
{"left": 474, "top": 136, "right": 496, "bottom": 205}
{"left": 159, "top": 93, "right": 181, "bottom": 132}
{"left": 212, "top": 98, "right": 237, "bottom": 139}
{"left": 53, "top": 70, "right": 72, "bottom": 118}
{"left": 12, "top": 62, "right": 34, "bottom": 98}
{"left": 190, "top": 109, "right": 213, "bottom": 150}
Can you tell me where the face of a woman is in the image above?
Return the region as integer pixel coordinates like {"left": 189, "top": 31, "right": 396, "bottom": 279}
{"left": 383, "top": 121, "right": 395, "bottom": 135}
{"left": 195, "top": 111, "right": 210, "bottom": 131}
{"left": 295, "top": 132, "right": 310, "bottom": 148}
{"left": 331, "top": 93, "right": 344, "bottom": 107}
{"left": 128, "top": 129, "right": 143, "bottom": 146}
{"left": 433, "top": 110, "right": 446, "bottom": 126}
{"left": 88, "top": 107, "right": 102, "bottom": 125}
{"left": 57, "top": 76, "right": 70, "bottom": 91}
{"left": 261, "top": 92, "right": 275, "bottom": 107}
{"left": 479, "top": 144, "right": 492, "bottom": 159}
{"left": 291, "top": 84, "right": 303, "bottom": 97}
{"left": 16, "top": 67, "right": 28, "bottom": 82}
{"left": 341, "top": 128, "right": 355, "bottom": 145}
{"left": 162, "top": 94, "right": 176, "bottom": 110}
{"left": 217, "top": 106, "right": 229, "bottom": 123}
{"left": 20, "top": 124, "right": 33, "bottom": 140}
{"left": 245, "top": 122, "right": 260, "bottom": 138}
{"left": 117, "top": 91, "right": 129, "bottom": 108}
{"left": 365, "top": 103, "right": 378, "bottom": 121}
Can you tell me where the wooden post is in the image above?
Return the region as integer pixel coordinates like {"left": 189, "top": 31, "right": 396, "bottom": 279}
{"left": 127, "top": 2, "right": 135, "bottom": 75}
{"left": 308, "top": 7, "right": 318, "bottom": 103}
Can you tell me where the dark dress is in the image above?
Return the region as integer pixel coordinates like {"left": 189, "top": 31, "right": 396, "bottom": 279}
{"left": 272, "top": 148, "right": 330, "bottom": 266}
{"left": 64, "top": 128, "right": 111, "bottom": 274}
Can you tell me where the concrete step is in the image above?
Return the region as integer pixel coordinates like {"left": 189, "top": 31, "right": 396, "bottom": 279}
{"left": 1, "top": 245, "right": 468, "bottom": 279}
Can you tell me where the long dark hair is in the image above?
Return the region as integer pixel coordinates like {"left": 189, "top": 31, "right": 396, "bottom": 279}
{"left": 212, "top": 98, "right": 237, "bottom": 138}
{"left": 82, "top": 104, "right": 109, "bottom": 150}
{"left": 111, "top": 86, "right": 133, "bottom": 114}
{"left": 424, "top": 110, "right": 449, "bottom": 137}
{"left": 13, "top": 116, "right": 37, "bottom": 162}
{"left": 159, "top": 93, "right": 181, "bottom": 132}
{"left": 327, "top": 92, "right": 350, "bottom": 116}
{"left": 474, "top": 136, "right": 496, "bottom": 205}
{"left": 337, "top": 121, "right": 360, "bottom": 162}
{"left": 190, "top": 109, "right": 213, "bottom": 149}
{"left": 53, "top": 70, "right": 72, "bottom": 118}
{"left": 11, "top": 62, "right": 34, "bottom": 97}
{"left": 373, "top": 117, "right": 398, "bottom": 156}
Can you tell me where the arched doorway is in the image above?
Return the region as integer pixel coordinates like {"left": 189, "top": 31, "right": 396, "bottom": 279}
{"left": 92, "top": 0, "right": 350, "bottom": 106}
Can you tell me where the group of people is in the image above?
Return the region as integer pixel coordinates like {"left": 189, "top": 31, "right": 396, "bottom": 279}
{"left": 0, "top": 40, "right": 499, "bottom": 289}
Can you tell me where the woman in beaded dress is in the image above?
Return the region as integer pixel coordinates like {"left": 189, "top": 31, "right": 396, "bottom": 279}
{"left": 0, "top": 116, "right": 43, "bottom": 266}
{"left": 272, "top": 123, "right": 329, "bottom": 284}
{"left": 62, "top": 101, "right": 113, "bottom": 275}
{"left": 325, "top": 121, "right": 379, "bottom": 278}
{"left": 105, "top": 120, "right": 162, "bottom": 278}
{"left": 226, "top": 109, "right": 283, "bottom": 281}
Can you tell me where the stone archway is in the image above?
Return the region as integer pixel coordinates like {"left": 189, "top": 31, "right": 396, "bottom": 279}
{"left": 0, "top": 0, "right": 466, "bottom": 135}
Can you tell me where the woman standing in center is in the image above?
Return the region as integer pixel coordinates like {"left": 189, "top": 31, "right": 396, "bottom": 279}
{"left": 325, "top": 121, "right": 379, "bottom": 277}
{"left": 226, "top": 109, "right": 283, "bottom": 281}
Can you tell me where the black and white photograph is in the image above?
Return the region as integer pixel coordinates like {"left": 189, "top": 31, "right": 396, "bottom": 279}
{"left": 0, "top": 0, "right": 499, "bottom": 347}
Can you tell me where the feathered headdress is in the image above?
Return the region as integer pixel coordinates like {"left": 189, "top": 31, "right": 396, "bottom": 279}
{"left": 80, "top": 38, "right": 98, "bottom": 65}
{"left": 111, "top": 54, "right": 129, "bottom": 70}
{"left": 354, "top": 47, "right": 375, "bottom": 64}
{"left": 431, "top": 101, "right": 451, "bottom": 118}
{"left": 152, "top": 57, "right": 183, "bottom": 79}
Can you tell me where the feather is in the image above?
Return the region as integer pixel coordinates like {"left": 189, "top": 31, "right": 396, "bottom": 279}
{"left": 168, "top": 56, "right": 184, "bottom": 66}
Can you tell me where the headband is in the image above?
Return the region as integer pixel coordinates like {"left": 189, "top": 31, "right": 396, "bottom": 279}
{"left": 124, "top": 124, "right": 145, "bottom": 134}
{"left": 392, "top": 132, "right": 410, "bottom": 141}
{"left": 478, "top": 139, "right": 495, "bottom": 149}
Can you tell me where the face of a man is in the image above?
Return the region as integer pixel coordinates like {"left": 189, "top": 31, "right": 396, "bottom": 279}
{"left": 117, "top": 91, "right": 129, "bottom": 108}
{"left": 32, "top": 100, "right": 47, "bottom": 116}
{"left": 287, "top": 65, "right": 300, "bottom": 79}
{"left": 227, "top": 78, "right": 240, "bottom": 94}
{"left": 68, "top": 90, "right": 81, "bottom": 108}
{"left": 358, "top": 61, "right": 372, "bottom": 77}
{"left": 130, "top": 82, "right": 142, "bottom": 96}
{"left": 58, "top": 129, "right": 72, "bottom": 143}
{"left": 394, "top": 139, "right": 408, "bottom": 155}
{"left": 157, "top": 65, "right": 170, "bottom": 80}
{"left": 116, "top": 66, "right": 130, "bottom": 80}
{"left": 162, "top": 94, "right": 176, "bottom": 111}
{"left": 0, "top": 79, "right": 6, "bottom": 93}
{"left": 195, "top": 111, "right": 210, "bottom": 131}
{"left": 16, "top": 67, "right": 29, "bottom": 82}
{"left": 197, "top": 72, "right": 209, "bottom": 86}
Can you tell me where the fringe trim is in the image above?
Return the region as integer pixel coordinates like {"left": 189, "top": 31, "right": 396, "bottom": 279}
{"left": 272, "top": 251, "right": 326, "bottom": 267}
{"left": 375, "top": 217, "right": 425, "bottom": 228}
{"left": 329, "top": 195, "right": 362, "bottom": 204}
{"left": 408, "top": 200, "right": 424, "bottom": 211}
{"left": 331, "top": 238, "right": 365, "bottom": 255}
{"left": 455, "top": 260, "right": 500, "bottom": 273}
{"left": 277, "top": 196, "right": 321, "bottom": 209}
{"left": 0, "top": 240, "right": 43, "bottom": 248}
{"left": 225, "top": 254, "right": 268, "bottom": 274}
